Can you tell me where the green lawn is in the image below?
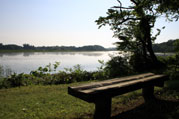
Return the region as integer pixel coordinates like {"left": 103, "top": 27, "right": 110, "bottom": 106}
{"left": 0, "top": 80, "right": 179, "bottom": 119}
{"left": 0, "top": 82, "right": 95, "bottom": 119}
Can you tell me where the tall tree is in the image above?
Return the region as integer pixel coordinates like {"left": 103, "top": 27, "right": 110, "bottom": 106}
{"left": 96, "top": 0, "right": 179, "bottom": 68}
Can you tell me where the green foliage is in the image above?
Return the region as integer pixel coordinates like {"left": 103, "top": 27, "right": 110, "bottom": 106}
{"left": 174, "top": 39, "right": 179, "bottom": 52}
{"left": 92, "top": 60, "right": 108, "bottom": 80}
{"left": 165, "top": 80, "right": 179, "bottom": 90}
{"left": 166, "top": 39, "right": 179, "bottom": 80}
{"left": 129, "top": 53, "right": 151, "bottom": 72}
{"left": 0, "top": 61, "right": 112, "bottom": 89}
{"left": 165, "top": 54, "right": 179, "bottom": 80}
{"left": 96, "top": 0, "right": 179, "bottom": 69}
{"left": 29, "top": 63, "right": 94, "bottom": 85}
{"left": 128, "top": 53, "right": 166, "bottom": 73}
{"left": 30, "top": 62, "right": 60, "bottom": 77}
{"left": 157, "top": 53, "right": 179, "bottom": 80}
{"left": 57, "top": 64, "right": 93, "bottom": 83}
{"left": 153, "top": 39, "right": 178, "bottom": 53}
{"left": 156, "top": 0, "right": 179, "bottom": 21}
{"left": 105, "top": 56, "right": 132, "bottom": 78}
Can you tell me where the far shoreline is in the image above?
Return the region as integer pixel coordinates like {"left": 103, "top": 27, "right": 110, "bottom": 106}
{"left": 0, "top": 49, "right": 117, "bottom": 53}
{"left": 0, "top": 50, "right": 176, "bottom": 54}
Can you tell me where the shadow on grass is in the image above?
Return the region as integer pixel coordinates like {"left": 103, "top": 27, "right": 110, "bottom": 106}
{"left": 111, "top": 98, "right": 179, "bottom": 119}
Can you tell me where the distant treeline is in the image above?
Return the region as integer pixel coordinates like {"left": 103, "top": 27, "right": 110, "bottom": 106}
{"left": 0, "top": 43, "right": 116, "bottom": 52}
{"left": 153, "top": 39, "right": 179, "bottom": 53}
{"left": 1, "top": 39, "right": 177, "bottom": 52}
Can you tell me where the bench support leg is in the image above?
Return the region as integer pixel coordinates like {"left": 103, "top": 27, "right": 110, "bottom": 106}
{"left": 94, "top": 98, "right": 111, "bottom": 119}
{"left": 142, "top": 86, "right": 155, "bottom": 102}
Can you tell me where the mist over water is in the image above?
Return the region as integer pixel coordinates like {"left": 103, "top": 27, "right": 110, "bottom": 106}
{"left": 0, "top": 51, "right": 119, "bottom": 74}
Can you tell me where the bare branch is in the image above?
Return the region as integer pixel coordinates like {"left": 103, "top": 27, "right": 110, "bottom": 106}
{"left": 112, "top": 6, "right": 134, "bottom": 9}
{"left": 118, "top": 17, "right": 139, "bottom": 25}
{"left": 116, "top": 0, "right": 122, "bottom": 5}
{"left": 130, "top": 0, "right": 139, "bottom": 5}
{"left": 116, "top": 0, "right": 123, "bottom": 14}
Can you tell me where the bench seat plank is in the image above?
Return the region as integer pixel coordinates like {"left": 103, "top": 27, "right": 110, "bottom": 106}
{"left": 70, "top": 73, "right": 154, "bottom": 91}
{"left": 81, "top": 74, "right": 165, "bottom": 93}
{"left": 68, "top": 73, "right": 168, "bottom": 102}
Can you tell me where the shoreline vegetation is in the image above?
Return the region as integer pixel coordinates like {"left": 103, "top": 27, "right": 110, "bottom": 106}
{"left": 0, "top": 65, "right": 179, "bottom": 119}
{"left": 0, "top": 52, "right": 178, "bottom": 89}
{"left": 0, "top": 43, "right": 116, "bottom": 52}
{"left": 0, "top": 54, "right": 179, "bottom": 119}
{"left": 0, "top": 56, "right": 179, "bottom": 119}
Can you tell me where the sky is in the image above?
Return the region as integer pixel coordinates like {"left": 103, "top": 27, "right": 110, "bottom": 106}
{"left": 0, "top": 0, "right": 179, "bottom": 48}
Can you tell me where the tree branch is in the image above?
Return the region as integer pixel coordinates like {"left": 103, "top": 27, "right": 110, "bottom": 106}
{"left": 116, "top": 0, "right": 122, "bottom": 5}
{"left": 130, "top": 0, "right": 139, "bottom": 5}
{"left": 112, "top": 6, "right": 134, "bottom": 9}
{"left": 118, "top": 17, "right": 139, "bottom": 25}
{"left": 116, "top": 0, "right": 123, "bottom": 14}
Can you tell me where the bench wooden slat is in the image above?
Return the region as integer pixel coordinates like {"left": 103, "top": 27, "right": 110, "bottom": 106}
{"left": 81, "top": 74, "right": 165, "bottom": 94}
{"left": 70, "top": 73, "right": 154, "bottom": 90}
{"left": 68, "top": 73, "right": 168, "bottom": 102}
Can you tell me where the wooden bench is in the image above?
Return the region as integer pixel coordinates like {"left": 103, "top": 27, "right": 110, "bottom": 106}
{"left": 68, "top": 73, "right": 168, "bottom": 119}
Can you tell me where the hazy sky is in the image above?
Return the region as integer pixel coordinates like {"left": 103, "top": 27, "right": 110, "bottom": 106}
{"left": 0, "top": 0, "right": 179, "bottom": 47}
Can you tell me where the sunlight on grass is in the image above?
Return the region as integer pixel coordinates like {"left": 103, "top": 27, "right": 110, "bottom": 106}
{"left": 0, "top": 80, "right": 179, "bottom": 119}
{"left": 0, "top": 82, "right": 94, "bottom": 119}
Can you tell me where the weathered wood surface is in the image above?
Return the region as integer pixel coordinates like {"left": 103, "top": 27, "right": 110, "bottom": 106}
{"left": 68, "top": 73, "right": 168, "bottom": 102}
{"left": 70, "top": 73, "right": 154, "bottom": 90}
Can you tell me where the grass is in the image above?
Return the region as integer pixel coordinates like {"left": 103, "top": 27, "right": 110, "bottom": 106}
{"left": 0, "top": 82, "right": 95, "bottom": 119}
{"left": 0, "top": 80, "right": 179, "bottom": 119}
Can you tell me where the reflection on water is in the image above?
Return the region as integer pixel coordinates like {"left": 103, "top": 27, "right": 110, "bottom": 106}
{"left": 23, "top": 52, "right": 35, "bottom": 57}
{"left": 0, "top": 51, "right": 174, "bottom": 74}
{"left": 0, "top": 52, "right": 24, "bottom": 57}
{"left": 155, "top": 52, "right": 174, "bottom": 56}
{"left": 0, "top": 51, "right": 104, "bottom": 57}
{"left": 0, "top": 51, "right": 119, "bottom": 74}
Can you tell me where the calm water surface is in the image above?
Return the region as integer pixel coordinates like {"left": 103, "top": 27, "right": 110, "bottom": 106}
{"left": 0, "top": 51, "right": 119, "bottom": 74}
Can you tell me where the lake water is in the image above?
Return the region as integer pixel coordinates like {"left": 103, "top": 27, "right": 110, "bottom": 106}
{"left": 0, "top": 51, "right": 119, "bottom": 74}
{"left": 0, "top": 51, "right": 173, "bottom": 75}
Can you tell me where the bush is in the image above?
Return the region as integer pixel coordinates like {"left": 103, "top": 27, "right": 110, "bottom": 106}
{"left": 129, "top": 53, "right": 166, "bottom": 73}
{"left": 0, "top": 63, "right": 101, "bottom": 89}
{"left": 164, "top": 53, "right": 179, "bottom": 80}
{"left": 157, "top": 52, "right": 179, "bottom": 80}
{"left": 129, "top": 53, "right": 153, "bottom": 72}
{"left": 104, "top": 56, "right": 132, "bottom": 78}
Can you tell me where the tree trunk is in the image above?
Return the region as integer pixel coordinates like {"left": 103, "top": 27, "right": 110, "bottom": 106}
{"left": 141, "top": 39, "right": 148, "bottom": 62}
{"left": 147, "top": 38, "right": 158, "bottom": 64}
{"left": 142, "top": 18, "right": 159, "bottom": 65}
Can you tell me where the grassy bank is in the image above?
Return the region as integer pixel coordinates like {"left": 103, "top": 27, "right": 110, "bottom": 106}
{"left": 0, "top": 80, "right": 179, "bottom": 119}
